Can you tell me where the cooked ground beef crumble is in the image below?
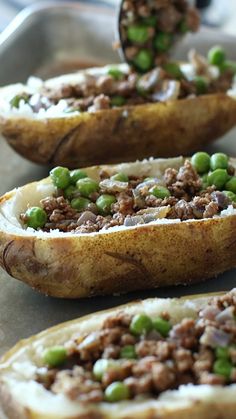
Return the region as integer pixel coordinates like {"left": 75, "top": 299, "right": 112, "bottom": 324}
{"left": 20, "top": 153, "right": 236, "bottom": 234}
{"left": 36, "top": 291, "right": 236, "bottom": 403}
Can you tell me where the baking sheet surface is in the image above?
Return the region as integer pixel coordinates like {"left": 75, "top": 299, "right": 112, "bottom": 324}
{"left": 0, "top": 3, "right": 236, "bottom": 358}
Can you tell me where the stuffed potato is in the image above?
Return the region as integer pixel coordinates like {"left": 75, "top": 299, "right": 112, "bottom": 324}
{"left": 0, "top": 48, "right": 236, "bottom": 168}
{"left": 1, "top": 290, "right": 236, "bottom": 418}
{"left": 0, "top": 152, "right": 236, "bottom": 298}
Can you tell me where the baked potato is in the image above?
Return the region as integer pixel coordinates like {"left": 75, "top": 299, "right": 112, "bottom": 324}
{"left": 0, "top": 153, "right": 236, "bottom": 298}
{"left": 1, "top": 289, "right": 236, "bottom": 418}
{"left": 0, "top": 48, "right": 236, "bottom": 168}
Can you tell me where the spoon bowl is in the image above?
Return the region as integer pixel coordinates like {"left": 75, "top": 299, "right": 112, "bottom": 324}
{"left": 116, "top": 0, "right": 200, "bottom": 71}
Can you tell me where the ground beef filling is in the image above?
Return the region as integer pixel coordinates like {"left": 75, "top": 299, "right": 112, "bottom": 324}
{"left": 11, "top": 48, "right": 234, "bottom": 113}
{"left": 36, "top": 291, "right": 236, "bottom": 403}
{"left": 21, "top": 158, "right": 236, "bottom": 233}
{"left": 119, "top": 0, "right": 200, "bottom": 69}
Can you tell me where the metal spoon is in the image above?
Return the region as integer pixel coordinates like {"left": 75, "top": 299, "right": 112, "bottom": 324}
{"left": 116, "top": 0, "right": 200, "bottom": 71}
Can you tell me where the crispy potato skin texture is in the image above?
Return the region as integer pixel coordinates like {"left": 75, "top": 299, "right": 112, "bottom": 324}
{"left": 1, "top": 93, "right": 236, "bottom": 168}
{"left": 1, "top": 293, "right": 236, "bottom": 418}
{"left": 0, "top": 208, "right": 236, "bottom": 298}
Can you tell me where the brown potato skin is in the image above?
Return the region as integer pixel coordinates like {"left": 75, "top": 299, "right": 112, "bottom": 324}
{"left": 1, "top": 93, "right": 236, "bottom": 168}
{"left": 0, "top": 204, "right": 236, "bottom": 298}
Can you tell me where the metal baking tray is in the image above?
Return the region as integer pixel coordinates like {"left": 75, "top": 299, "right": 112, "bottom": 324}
{"left": 0, "top": 1, "right": 119, "bottom": 85}
{"left": 0, "top": 2, "right": 236, "bottom": 361}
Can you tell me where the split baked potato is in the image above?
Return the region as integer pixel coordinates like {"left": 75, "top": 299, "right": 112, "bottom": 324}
{"left": 1, "top": 290, "right": 236, "bottom": 418}
{"left": 0, "top": 48, "right": 236, "bottom": 168}
{"left": 0, "top": 154, "right": 236, "bottom": 298}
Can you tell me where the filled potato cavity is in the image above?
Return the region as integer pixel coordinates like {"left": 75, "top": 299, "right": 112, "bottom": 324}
{"left": 36, "top": 290, "right": 236, "bottom": 403}
{"left": 1, "top": 154, "right": 236, "bottom": 299}
{"left": 1, "top": 47, "right": 236, "bottom": 117}
{"left": 19, "top": 152, "right": 236, "bottom": 235}
{"left": 1, "top": 290, "right": 236, "bottom": 419}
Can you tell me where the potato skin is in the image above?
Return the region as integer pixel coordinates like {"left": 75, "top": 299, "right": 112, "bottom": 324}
{"left": 1, "top": 293, "right": 236, "bottom": 418}
{"left": 1, "top": 93, "right": 236, "bottom": 168}
{"left": 0, "top": 209, "right": 236, "bottom": 298}
{"left": 1, "top": 156, "right": 236, "bottom": 299}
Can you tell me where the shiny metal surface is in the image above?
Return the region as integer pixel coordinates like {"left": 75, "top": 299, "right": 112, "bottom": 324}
{"left": 0, "top": 3, "right": 236, "bottom": 359}
{"left": 0, "top": 1, "right": 119, "bottom": 85}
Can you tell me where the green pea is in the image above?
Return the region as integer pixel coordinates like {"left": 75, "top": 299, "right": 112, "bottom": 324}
{"left": 162, "top": 62, "right": 183, "bottom": 79}
{"left": 215, "top": 346, "right": 230, "bottom": 359}
{"left": 142, "top": 16, "right": 157, "bottom": 27}
{"left": 105, "top": 382, "right": 130, "bottom": 402}
{"left": 210, "top": 153, "right": 229, "bottom": 171}
{"left": 108, "top": 67, "right": 124, "bottom": 80}
{"left": 120, "top": 345, "right": 136, "bottom": 359}
{"left": 130, "top": 314, "right": 153, "bottom": 336}
{"left": 207, "top": 169, "right": 229, "bottom": 190}
{"left": 93, "top": 359, "right": 117, "bottom": 381}
{"left": 50, "top": 166, "right": 71, "bottom": 189}
{"left": 10, "top": 93, "right": 29, "bottom": 108}
{"left": 111, "top": 172, "right": 129, "bottom": 182}
{"left": 225, "top": 177, "right": 236, "bottom": 194}
{"left": 43, "top": 346, "right": 67, "bottom": 367}
{"left": 111, "top": 96, "right": 126, "bottom": 107}
{"left": 208, "top": 46, "right": 226, "bottom": 67}
{"left": 191, "top": 152, "right": 211, "bottom": 174}
{"left": 127, "top": 24, "right": 149, "bottom": 44}
{"left": 220, "top": 60, "right": 236, "bottom": 74}
{"left": 153, "top": 317, "right": 172, "bottom": 337}
{"left": 223, "top": 190, "right": 236, "bottom": 203}
{"left": 154, "top": 32, "right": 172, "bottom": 52}
{"left": 149, "top": 185, "right": 170, "bottom": 199}
{"left": 24, "top": 207, "right": 47, "bottom": 229}
{"left": 76, "top": 177, "right": 99, "bottom": 198}
{"left": 213, "top": 358, "right": 232, "bottom": 379}
{"left": 178, "top": 19, "right": 189, "bottom": 34}
{"left": 96, "top": 194, "right": 116, "bottom": 215}
{"left": 133, "top": 49, "right": 153, "bottom": 72}
{"left": 64, "top": 185, "right": 77, "bottom": 199}
{"left": 201, "top": 173, "right": 209, "bottom": 190}
{"left": 70, "top": 169, "right": 88, "bottom": 184}
{"left": 71, "top": 197, "right": 91, "bottom": 211}
{"left": 194, "top": 76, "right": 208, "bottom": 95}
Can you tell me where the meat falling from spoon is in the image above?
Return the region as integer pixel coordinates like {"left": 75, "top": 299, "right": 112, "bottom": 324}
{"left": 117, "top": 0, "right": 200, "bottom": 72}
